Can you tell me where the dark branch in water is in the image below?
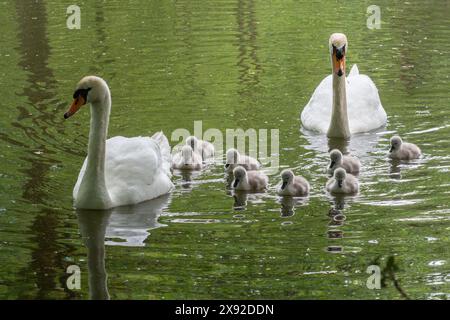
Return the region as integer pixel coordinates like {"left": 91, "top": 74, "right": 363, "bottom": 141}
{"left": 379, "top": 256, "right": 411, "bottom": 300}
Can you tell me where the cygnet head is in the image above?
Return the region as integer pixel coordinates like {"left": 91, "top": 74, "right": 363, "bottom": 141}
{"left": 329, "top": 33, "right": 347, "bottom": 77}
{"left": 280, "top": 169, "right": 294, "bottom": 189}
{"left": 232, "top": 165, "right": 247, "bottom": 188}
{"left": 181, "top": 145, "right": 194, "bottom": 164}
{"left": 390, "top": 136, "right": 403, "bottom": 152}
{"left": 334, "top": 168, "right": 347, "bottom": 188}
{"left": 225, "top": 148, "right": 239, "bottom": 168}
{"left": 329, "top": 149, "right": 343, "bottom": 168}
{"left": 186, "top": 136, "right": 199, "bottom": 150}
{"left": 64, "top": 76, "right": 110, "bottom": 119}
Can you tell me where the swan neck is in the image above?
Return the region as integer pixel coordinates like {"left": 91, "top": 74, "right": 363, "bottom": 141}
{"left": 77, "top": 91, "right": 112, "bottom": 209}
{"left": 328, "top": 73, "right": 350, "bottom": 138}
{"left": 87, "top": 99, "right": 109, "bottom": 173}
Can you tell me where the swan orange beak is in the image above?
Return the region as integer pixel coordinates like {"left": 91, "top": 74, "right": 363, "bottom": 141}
{"left": 332, "top": 48, "right": 346, "bottom": 77}
{"left": 64, "top": 96, "right": 86, "bottom": 119}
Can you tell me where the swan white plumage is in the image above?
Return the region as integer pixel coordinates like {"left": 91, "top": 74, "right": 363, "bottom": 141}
{"left": 65, "top": 76, "right": 173, "bottom": 209}
{"left": 301, "top": 33, "right": 387, "bottom": 137}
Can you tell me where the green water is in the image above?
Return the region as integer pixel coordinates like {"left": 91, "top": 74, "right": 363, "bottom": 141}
{"left": 0, "top": 0, "right": 449, "bottom": 299}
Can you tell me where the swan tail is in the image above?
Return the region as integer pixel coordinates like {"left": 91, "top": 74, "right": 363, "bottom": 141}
{"left": 349, "top": 64, "right": 359, "bottom": 77}
{"left": 151, "top": 131, "right": 172, "bottom": 176}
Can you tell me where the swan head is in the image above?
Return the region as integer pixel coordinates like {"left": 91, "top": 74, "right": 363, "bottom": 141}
{"left": 186, "top": 136, "right": 199, "bottom": 150}
{"left": 329, "top": 149, "right": 343, "bottom": 168}
{"left": 280, "top": 169, "right": 294, "bottom": 189}
{"left": 64, "top": 76, "right": 109, "bottom": 119}
{"left": 329, "top": 33, "right": 347, "bottom": 77}
{"left": 334, "top": 168, "right": 346, "bottom": 188}
{"left": 181, "top": 145, "right": 194, "bottom": 164}
{"left": 232, "top": 165, "right": 247, "bottom": 188}
{"left": 225, "top": 148, "right": 239, "bottom": 168}
{"left": 390, "top": 135, "right": 403, "bottom": 152}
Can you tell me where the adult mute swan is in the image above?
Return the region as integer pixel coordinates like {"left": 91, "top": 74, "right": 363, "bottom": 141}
{"left": 301, "top": 33, "right": 387, "bottom": 138}
{"left": 64, "top": 76, "right": 173, "bottom": 209}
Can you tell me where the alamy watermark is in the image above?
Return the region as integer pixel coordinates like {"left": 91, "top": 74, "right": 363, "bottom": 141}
{"left": 366, "top": 265, "right": 381, "bottom": 289}
{"left": 171, "top": 121, "right": 280, "bottom": 175}
{"left": 66, "top": 264, "right": 81, "bottom": 290}
{"left": 66, "top": 5, "right": 81, "bottom": 30}
{"left": 367, "top": 5, "right": 381, "bottom": 29}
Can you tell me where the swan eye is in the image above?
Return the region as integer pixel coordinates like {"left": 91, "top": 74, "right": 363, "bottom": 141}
{"left": 73, "top": 87, "right": 91, "bottom": 100}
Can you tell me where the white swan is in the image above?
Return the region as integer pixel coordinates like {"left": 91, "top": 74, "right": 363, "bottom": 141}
{"left": 277, "top": 169, "right": 310, "bottom": 196}
{"left": 301, "top": 33, "right": 387, "bottom": 137}
{"left": 328, "top": 149, "right": 361, "bottom": 174}
{"left": 225, "top": 148, "right": 260, "bottom": 173}
{"left": 65, "top": 76, "right": 173, "bottom": 209}
{"left": 232, "top": 166, "right": 268, "bottom": 191}
{"left": 389, "top": 135, "right": 421, "bottom": 160}
{"left": 186, "top": 136, "right": 214, "bottom": 161}
{"left": 326, "top": 168, "right": 359, "bottom": 194}
{"left": 172, "top": 145, "right": 203, "bottom": 170}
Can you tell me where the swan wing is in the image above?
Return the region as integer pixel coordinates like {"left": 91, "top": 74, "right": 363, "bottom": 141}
{"left": 73, "top": 158, "right": 87, "bottom": 199}
{"left": 150, "top": 131, "right": 172, "bottom": 176}
{"left": 300, "top": 68, "right": 387, "bottom": 134}
{"left": 104, "top": 134, "right": 173, "bottom": 207}
{"left": 347, "top": 74, "right": 387, "bottom": 133}
{"left": 300, "top": 75, "right": 333, "bottom": 133}
{"left": 348, "top": 64, "right": 359, "bottom": 77}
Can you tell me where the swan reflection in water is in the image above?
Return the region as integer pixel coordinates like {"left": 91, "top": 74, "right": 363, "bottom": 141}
{"left": 76, "top": 194, "right": 171, "bottom": 299}
{"left": 230, "top": 191, "right": 267, "bottom": 210}
{"left": 389, "top": 159, "right": 402, "bottom": 179}
{"left": 324, "top": 193, "right": 359, "bottom": 253}
{"left": 173, "top": 169, "right": 203, "bottom": 190}
{"left": 301, "top": 129, "right": 384, "bottom": 157}
{"left": 278, "top": 196, "right": 309, "bottom": 217}
{"left": 388, "top": 158, "right": 423, "bottom": 180}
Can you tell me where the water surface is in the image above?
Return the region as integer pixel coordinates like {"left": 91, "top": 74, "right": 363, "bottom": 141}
{"left": 0, "top": 0, "right": 449, "bottom": 299}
